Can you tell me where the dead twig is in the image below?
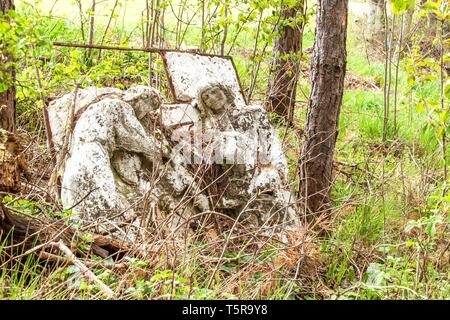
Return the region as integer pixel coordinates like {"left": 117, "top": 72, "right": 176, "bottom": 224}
{"left": 38, "top": 250, "right": 128, "bottom": 270}
{"left": 50, "top": 240, "right": 115, "bottom": 298}
{"left": 47, "top": 83, "right": 79, "bottom": 198}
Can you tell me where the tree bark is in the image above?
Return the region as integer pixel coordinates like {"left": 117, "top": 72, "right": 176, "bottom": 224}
{"left": 299, "top": 0, "right": 348, "bottom": 216}
{"left": 86, "top": 0, "right": 96, "bottom": 64}
{"left": 367, "top": 0, "right": 384, "bottom": 37}
{"left": 0, "top": 131, "right": 30, "bottom": 246}
{"left": 427, "top": 0, "right": 439, "bottom": 38}
{"left": 265, "top": 1, "right": 305, "bottom": 124}
{"left": 0, "top": 0, "right": 16, "bottom": 133}
{"left": 402, "top": 5, "right": 414, "bottom": 38}
{"left": 0, "top": 129, "right": 28, "bottom": 192}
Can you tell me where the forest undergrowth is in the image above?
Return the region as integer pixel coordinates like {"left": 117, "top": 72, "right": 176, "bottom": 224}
{"left": 0, "top": 0, "right": 448, "bottom": 299}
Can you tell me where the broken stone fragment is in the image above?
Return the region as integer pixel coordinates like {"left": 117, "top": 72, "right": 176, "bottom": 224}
{"left": 49, "top": 87, "right": 206, "bottom": 239}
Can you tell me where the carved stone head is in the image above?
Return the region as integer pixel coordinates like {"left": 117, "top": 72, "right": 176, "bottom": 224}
{"left": 196, "top": 82, "right": 235, "bottom": 117}
{"left": 123, "top": 85, "right": 162, "bottom": 120}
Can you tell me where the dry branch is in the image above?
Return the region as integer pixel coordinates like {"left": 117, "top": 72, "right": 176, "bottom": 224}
{"left": 51, "top": 240, "right": 115, "bottom": 298}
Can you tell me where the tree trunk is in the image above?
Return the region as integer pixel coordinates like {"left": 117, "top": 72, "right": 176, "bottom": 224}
{"left": 427, "top": 0, "right": 439, "bottom": 38}
{"left": 367, "top": 0, "right": 384, "bottom": 37}
{"left": 0, "top": 129, "right": 28, "bottom": 192}
{"left": 0, "top": 128, "right": 31, "bottom": 249}
{"left": 402, "top": 5, "right": 414, "bottom": 38}
{"left": 0, "top": 0, "right": 16, "bottom": 133}
{"left": 86, "top": 0, "right": 96, "bottom": 64}
{"left": 299, "top": 0, "right": 348, "bottom": 216}
{"left": 265, "top": 1, "right": 305, "bottom": 124}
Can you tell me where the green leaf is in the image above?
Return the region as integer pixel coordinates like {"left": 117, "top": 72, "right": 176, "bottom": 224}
{"left": 405, "top": 241, "right": 415, "bottom": 247}
{"left": 445, "top": 79, "right": 450, "bottom": 99}
{"left": 417, "top": 101, "right": 425, "bottom": 112}
{"left": 390, "top": 0, "right": 415, "bottom": 15}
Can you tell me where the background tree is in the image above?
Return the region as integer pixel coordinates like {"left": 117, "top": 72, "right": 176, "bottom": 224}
{"left": 367, "top": 0, "right": 384, "bottom": 37}
{"left": 0, "top": 0, "right": 16, "bottom": 133}
{"left": 299, "top": 0, "right": 348, "bottom": 217}
{"left": 265, "top": 0, "right": 305, "bottom": 124}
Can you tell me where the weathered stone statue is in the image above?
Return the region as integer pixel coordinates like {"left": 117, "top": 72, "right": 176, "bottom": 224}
{"left": 49, "top": 53, "right": 300, "bottom": 240}
{"left": 49, "top": 86, "right": 208, "bottom": 238}
{"left": 189, "top": 82, "right": 299, "bottom": 230}
{"left": 61, "top": 90, "right": 162, "bottom": 214}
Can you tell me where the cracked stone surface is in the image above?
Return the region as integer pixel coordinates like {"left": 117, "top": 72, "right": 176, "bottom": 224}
{"left": 49, "top": 56, "right": 300, "bottom": 239}
{"left": 164, "top": 51, "right": 246, "bottom": 106}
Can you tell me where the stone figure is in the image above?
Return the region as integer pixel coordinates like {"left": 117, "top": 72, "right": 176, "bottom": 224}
{"left": 49, "top": 80, "right": 299, "bottom": 240}
{"left": 196, "top": 82, "right": 235, "bottom": 123}
{"left": 50, "top": 86, "right": 208, "bottom": 238}
{"left": 61, "top": 87, "right": 164, "bottom": 216}
{"left": 187, "top": 82, "right": 299, "bottom": 229}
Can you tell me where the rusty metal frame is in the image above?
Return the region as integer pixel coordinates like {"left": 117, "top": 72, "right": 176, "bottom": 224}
{"left": 159, "top": 51, "right": 248, "bottom": 105}
{"left": 53, "top": 42, "right": 248, "bottom": 104}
